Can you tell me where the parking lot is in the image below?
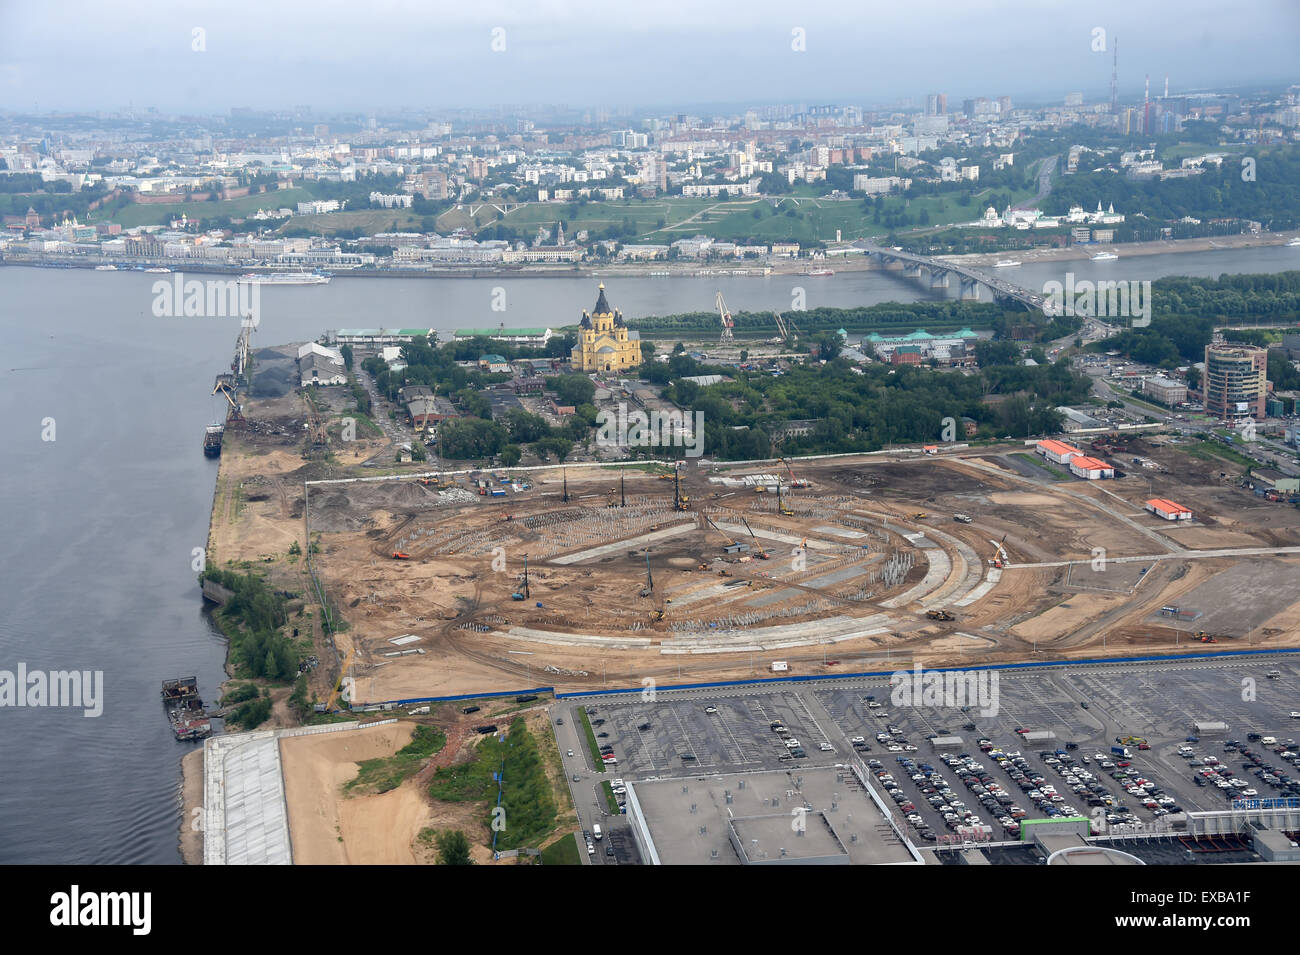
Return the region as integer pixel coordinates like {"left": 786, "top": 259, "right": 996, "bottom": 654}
{"left": 560, "top": 654, "right": 1300, "bottom": 848}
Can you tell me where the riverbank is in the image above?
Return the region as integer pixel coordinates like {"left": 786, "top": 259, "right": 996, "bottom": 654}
{"left": 5, "top": 229, "right": 1298, "bottom": 280}
{"left": 935, "top": 230, "right": 1300, "bottom": 268}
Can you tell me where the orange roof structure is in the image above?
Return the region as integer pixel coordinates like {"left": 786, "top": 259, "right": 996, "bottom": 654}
{"left": 1037, "top": 439, "right": 1084, "bottom": 457}
{"left": 1069, "top": 456, "right": 1112, "bottom": 471}
{"left": 1146, "top": 498, "right": 1192, "bottom": 515}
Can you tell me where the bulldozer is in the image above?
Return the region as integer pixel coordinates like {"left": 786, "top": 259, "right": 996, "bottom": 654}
{"left": 1195, "top": 631, "right": 1218, "bottom": 644}
{"left": 925, "top": 609, "right": 955, "bottom": 621}
{"left": 911, "top": 512, "right": 929, "bottom": 521}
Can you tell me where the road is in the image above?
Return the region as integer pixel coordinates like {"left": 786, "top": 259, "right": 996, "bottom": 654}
{"left": 551, "top": 707, "right": 623, "bottom": 865}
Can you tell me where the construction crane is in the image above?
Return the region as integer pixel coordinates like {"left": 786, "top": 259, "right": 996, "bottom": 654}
{"left": 561, "top": 468, "right": 570, "bottom": 503}
{"left": 639, "top": 553, "right": 654, "bottom": 598}
{"left": 620, "top": 470, "right": 626, "bottom": 508}
{"left": 673, "top": 465, "right": 690, "bottom": 511}
{"left": 779, "top": 457, "right": 811, "bottom": 488}
{"left": 512, "top": 555, "right": 530, "bottom": 601}
{"left": 777, "top": 484, "right": 794, "bottom": 516}
{"left": 716, "top": 290, "right": 735, "bottom": 344}
{"left": 739, "top": 516, "right": 769, "bottom": 558}
{"left": 702, "top": 514, "right": 742, "bottom": 550}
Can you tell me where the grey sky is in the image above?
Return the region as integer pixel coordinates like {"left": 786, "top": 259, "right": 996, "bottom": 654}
{"left": 1, "top": 0, "right": 1297, "bottom": 115}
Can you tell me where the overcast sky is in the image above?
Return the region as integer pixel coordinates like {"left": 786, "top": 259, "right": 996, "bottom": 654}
{"left": 1, "top": 0, "right": 1297, "bottom": 115}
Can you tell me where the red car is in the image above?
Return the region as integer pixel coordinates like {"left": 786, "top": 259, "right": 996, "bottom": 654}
{"left": 1117, "top": 760, "right": 1132, "bottom": 768}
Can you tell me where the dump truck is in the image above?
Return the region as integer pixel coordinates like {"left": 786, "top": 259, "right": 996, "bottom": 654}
{"left": 925, "top": 609, "right": 955, "bottom": 621}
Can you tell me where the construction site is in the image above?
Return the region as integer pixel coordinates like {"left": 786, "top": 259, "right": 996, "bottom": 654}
{"left": 200, "top": 382, "right": 1300, "bottom": 705}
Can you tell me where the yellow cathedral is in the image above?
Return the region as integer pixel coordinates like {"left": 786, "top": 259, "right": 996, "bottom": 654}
{"left": 571, "top": 284, "right": 642, "bottom": 373}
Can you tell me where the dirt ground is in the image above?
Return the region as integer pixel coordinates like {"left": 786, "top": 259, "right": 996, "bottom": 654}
{"left": 209, "top": 387, "right": 1300, "bottom": 705}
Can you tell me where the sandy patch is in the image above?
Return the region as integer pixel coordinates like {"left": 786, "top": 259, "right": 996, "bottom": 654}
{"left": 281, "top": 722, "right": 432, "bottom": 865}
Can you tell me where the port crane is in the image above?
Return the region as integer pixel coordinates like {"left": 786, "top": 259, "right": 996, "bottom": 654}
{"left": 715, "top": 291, "right": 735, "bottom": 344}
{"left": 773, "top": 311, "right": 800, "bottom": 346}
{"left": 211, "top": 378, "right": 244, "bottom": 426}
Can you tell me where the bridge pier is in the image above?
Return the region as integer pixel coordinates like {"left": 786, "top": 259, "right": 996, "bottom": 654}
{"left": 960, "top": 277, "right": 981, "bottom": 301}
{"left": 903, "top": 264, "right": 923, "bottom": 280}
{"left": 930, "top": 272, "right": 950, "bottom": 289}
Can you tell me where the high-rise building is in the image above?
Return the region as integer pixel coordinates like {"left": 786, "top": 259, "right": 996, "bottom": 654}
{"left": 1203, "top": 343, "right": 1268, "bottom": 420}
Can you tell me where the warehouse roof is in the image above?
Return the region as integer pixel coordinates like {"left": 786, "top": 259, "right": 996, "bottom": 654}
{"left": 1146, "top": 498, "right": 1191, "bottom": 514}
{"left": 1070, "top": 456, "right": 1112, "bottom": 471}
{"left": 1037, "top": 439, "right": 1083, "bottom": 457}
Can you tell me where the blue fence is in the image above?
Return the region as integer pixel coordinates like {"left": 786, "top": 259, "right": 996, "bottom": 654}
{"left": 552, "top": 647, "right": 1300, "bottom": 699}
{"left": 346, "top": 647, "right": 1297, "bottom": 708}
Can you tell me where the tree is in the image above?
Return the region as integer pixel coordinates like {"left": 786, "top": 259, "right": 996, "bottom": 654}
{"left": 499, "top": 444, "right": 522, "bottom": 467}
{"left": 436, "top": 829, "right": 473, "bottom": 865}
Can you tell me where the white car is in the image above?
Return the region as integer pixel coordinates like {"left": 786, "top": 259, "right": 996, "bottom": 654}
{"left": 567, "top": 750, "right": 574, "bottom": 757}
{"left": 587, "top": 842, "right": 596, "bottom": 856}
{"left": 1290, "top": 712, "right": 1300, "bottom": 719}
{"left": 850, "top": 736, "right": 866, "bottom": 744}
{"left": 867, "top": 701, "right": 883, "bottom": 708}
{"left": 819, "top": 742, "right": 834, "bottom": 752}
{"left": 705, "top": 706, "right": 717, "bottom": 714}
{"left": 784, "top": 738, "right": 800, "bottom": 749}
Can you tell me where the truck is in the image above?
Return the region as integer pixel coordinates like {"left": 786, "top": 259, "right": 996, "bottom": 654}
{"left": 1111, "top": 746, "right": 1131, "bottom": 758}
{"left": 953, "top": 513, "right": 973, "bottom": 524}
{"left": 592, "top": 824, "right": 603, "bottom": 841}
{"left": 770, "top": 661, "right": 789, "bottom": 673}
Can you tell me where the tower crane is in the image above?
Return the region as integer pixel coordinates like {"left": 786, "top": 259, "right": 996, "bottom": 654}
{"left": 716, "top": 290, "right": 735, "bottom": 344}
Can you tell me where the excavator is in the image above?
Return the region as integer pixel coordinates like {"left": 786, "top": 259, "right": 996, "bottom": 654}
{"left": 925, "top": 609, "right": 955, "bottom": 621}
{"left": 391, "top": 551, "right": 411, "bottom": 560}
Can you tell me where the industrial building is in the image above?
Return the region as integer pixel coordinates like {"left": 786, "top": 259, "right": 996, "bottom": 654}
{"left": 1146, "top": 498, "right": 1193, "bottom": 520}
{"left": 624, "top": 767, "right": 919, "bottom": 866}
{"left": 1036, "top": 438, "right": 1084, "bottom": 464}
{"left": 453, "top": 326, "right": 554, "bottom": 347}
{"left": 1068, "top": 456, "right": 1114, "bottom": 480}
{"left": 1203, "top": 343, "right": 1268, "bottom": 421}
{"left": 1142, "top": 375, "right": 1188, "bottom": 406}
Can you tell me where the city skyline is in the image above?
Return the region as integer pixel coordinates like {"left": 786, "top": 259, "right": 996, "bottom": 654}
{"left": 1, "top": 0, "right": 1298, "bottom": 114}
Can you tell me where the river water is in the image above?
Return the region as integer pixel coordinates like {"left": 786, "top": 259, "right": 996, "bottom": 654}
{"left": 0, "top": 240, "right": 1295, "bottom": 863}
